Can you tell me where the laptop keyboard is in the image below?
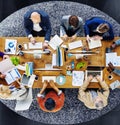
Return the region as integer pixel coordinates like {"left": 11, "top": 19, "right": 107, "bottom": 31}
{"left": 88, "top": 71, "right": 101, "bottom": 77}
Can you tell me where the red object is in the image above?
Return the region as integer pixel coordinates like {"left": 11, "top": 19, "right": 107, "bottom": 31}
{"left": 37, "top": 91, "right": 65, "bottom": 112}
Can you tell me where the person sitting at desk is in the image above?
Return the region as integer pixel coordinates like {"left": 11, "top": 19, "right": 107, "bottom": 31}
{"left": 37, "top": 80, "right": 65, "bottom": 112}
{"left": 78, "top": 75, "right": 109, "bottom": 110}
{"left": 24, "top": 10, "right": 52, "bottom": 50}
{"left": 84, "top": 17, "right": 114, "bottom": 42}
{"left": 60, "top": 15, "right": 84, "bottom": 41}
{"left": 0, "top": 51, "right": 9, "bottom": 79}
{"left": 0, "top": 79, "right": 27, "bottom": 100}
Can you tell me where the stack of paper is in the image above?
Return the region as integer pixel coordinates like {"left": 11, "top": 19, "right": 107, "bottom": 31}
{"left": 48, "top": 35, "right": 63, "bottom": 50}
{"left": 68, "top": 40, "right": 83, "bottom": 50}
{"left": 72, "top": 71, "right": 84, "bottom": 86}
{"left": 15, "top": 88, "right": 33, "bottom": 111}
{"left": 88, "top": 38, "right": 102, "bottom": 49}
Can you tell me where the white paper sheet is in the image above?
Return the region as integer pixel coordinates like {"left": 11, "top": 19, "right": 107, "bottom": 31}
{"left": 68, "top": 40, "right": 83, "bottom": 50}
{"left": 15, "top": 88, "right": 33, "bottom": 111}
{"left": 72, "top": 71, "right": 84, "bottom": 86}
{"left": 88, "top": 38, "right": 102, "bottom": 49}
{"left": 49, "top": 35, "right": 63, "bottom": 50}
{"left": 29, "top": 42, "right": 42, "bottom": 49}
{"left": 42, "top": 76, "right": 56, "bottom": 82}
{"left": 106, "top": 52, "right": 120, "bottom": 66}
{"left": 5, "top": 39, "right": 17, "bottom": 54}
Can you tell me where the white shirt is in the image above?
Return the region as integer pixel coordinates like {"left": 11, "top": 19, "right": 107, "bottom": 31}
{"left": 33, "top": 23, "right": 42, "bottom": 32}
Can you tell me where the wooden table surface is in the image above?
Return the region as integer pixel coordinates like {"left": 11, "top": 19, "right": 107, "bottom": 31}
{"left": 0, "top": 37, "right": 120, "bottom": 88}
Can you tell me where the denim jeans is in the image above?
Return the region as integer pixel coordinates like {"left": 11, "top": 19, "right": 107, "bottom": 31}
{"left": 113, "top": 69, "right": 120, "bottom": 76}
{"left": 115, "top": 39, "right": 120, "bottom": 46}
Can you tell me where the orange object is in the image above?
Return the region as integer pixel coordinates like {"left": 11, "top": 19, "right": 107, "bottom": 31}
{"left": 37, "top": 90, "right": 65, "bottom": 112}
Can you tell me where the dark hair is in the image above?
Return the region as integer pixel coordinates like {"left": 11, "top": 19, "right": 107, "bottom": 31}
{"left": 69, "top": 15, "right": 79, "bottom": 28}
{"left": 45, "top": 98, "right": 55, "bottom": 111}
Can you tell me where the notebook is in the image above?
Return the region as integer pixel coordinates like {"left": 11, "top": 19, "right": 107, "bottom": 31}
{"left": 68, "top": 40, "right": 83, "bottom": 50}
{"left": 88, "top": 38, "right": 102, "bottom": 49}
{"left": 85, "top": 66, "right": 104, "bottom": 82}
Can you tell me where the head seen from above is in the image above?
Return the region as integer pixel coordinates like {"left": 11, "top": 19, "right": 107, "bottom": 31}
{"left": 45, "top": 98, "right": 56, "bottom": 111}
{"left": 96, "top": 23, "right": 109, "bottom": 33}
{"left": 94, "top": 96, "right": 104, "bottom": 110}
{"left": 30, "top": 12, "right": 41, "bottom": 24}
{"left": 69, "top": 15, "right": 79, "bottom": 28}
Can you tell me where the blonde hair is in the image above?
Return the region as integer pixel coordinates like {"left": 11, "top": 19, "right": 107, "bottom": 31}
{"left": 97, "top": 23, "right": 109, "bottom": 33}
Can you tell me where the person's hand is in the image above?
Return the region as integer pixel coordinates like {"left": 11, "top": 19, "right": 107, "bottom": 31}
{"left": 29, "top": 37, "right": 36, "bottom": 44}
{"left": 3, "top": 55, "right": 9, "bottom": 60}
{"left": 93, "top": 35, "right": 103, "bottom": 40}
{"left": 71, "top": 34, "right": 77, "bottom": 41}
{"left": 0, "top": 74, "right": 6, "bottom": 79}
{"left": 62, "top": 34, "right": 68, "bottom": 41}
{"left": 95, "top": 75, "right": 102, "bottom": 82}
{"left": 87, "top": 75, "right": 93, "bottom": 82}
{"left": 42, "top": 42, "right": 48, "bottom": 50}
{"left": 86, "top": 35, "right": 91, "bottom": 42}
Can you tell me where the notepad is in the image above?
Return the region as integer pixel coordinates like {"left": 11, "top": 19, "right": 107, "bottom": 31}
{"left": 28, "top": 42, "right": 42, "bottom": 49}
{"left": 68, "top": 40, "right": 83, "bottom": 50}
{"left": 49, "top": 35, "right": 63, "bottom": 50}
{"left": 88, "top": 38, "right": 102, "bottom": 49}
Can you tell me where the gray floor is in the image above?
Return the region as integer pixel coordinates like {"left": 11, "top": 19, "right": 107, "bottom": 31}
{"left": 0, "top": 0, "right": 120, "bottom": 125}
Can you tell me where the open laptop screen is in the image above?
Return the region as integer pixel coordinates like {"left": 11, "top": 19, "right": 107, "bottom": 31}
{"left": 85, "top": 66, "right": 104, "bottom": 82}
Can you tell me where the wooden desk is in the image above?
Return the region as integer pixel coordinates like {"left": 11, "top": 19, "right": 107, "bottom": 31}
{"left": 0, "top": 37, "right": 120, "bottom": 88}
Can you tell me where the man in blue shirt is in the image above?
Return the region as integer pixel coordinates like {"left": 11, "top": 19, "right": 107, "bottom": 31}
{"left": 24, "top": 10, "right": 52, "bottom": 49}
{"left": 84, "top": 17, "right": 114, "bottom": 42}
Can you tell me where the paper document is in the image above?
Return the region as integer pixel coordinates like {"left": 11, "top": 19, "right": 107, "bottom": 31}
{"left": 0, "top": 58, "right": 21, "bottom": 84}
{"left": 88, "top": 38, "right": 102, "bottom": 49}
{"left": 110, "top": 80, "right": 120, "bottom": 90}
{"left": 5, "top": 68, "right": 21, "bottom": 84}
{"left": 29, "top": 42, "right": 42, "bottom": 49}
{"left": 15, "top": 88, "right": 33, "bottom": 111}
{"left": 72, "top": 71, "right": 84, "bottom": 86}
{"left": 105, "top": 52, "right": 120, "bottom": 66}
{"left": 42, "top": 76, "right": 56, "bottom": 82}
{"left": 68, "top": 40, "right": 83, "bottom": 50}
{"left": 49, "top": 35, "right": 63, "bottom": 50}
{"left": 5, "top": 39, "right": 17, "bottom": 54}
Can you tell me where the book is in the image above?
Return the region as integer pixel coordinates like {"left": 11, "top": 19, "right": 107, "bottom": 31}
{"left": 48, "top": 35, "right": 63, "bottom": 50}
{"left": 88, "top": 38, "right": 102, "bottom": 49}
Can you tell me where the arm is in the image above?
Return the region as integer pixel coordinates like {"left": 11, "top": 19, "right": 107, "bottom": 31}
{"left": 113, "top": 68, "right": 120, "bottom": 76}
{"left": 99, "top": 81, "right": 109, "bottom": 98}
{"left": 75, "top": 17, "right": 84, "bottom": 36}
{"left": 43, "top": 15, "right": 52, "bottom": 41}
{"left": 0, "top": 52, "right": 4, "bottom": 57}
{"left": 24, "top": 14, "right": 33, "bottom": 37}
{"left": 60, "top": 16, "right": 68, "bottom": 37}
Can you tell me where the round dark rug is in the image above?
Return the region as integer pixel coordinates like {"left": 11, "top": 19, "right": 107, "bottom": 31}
{"left": 0, "top": 1, "right": 120, "bottom": 124}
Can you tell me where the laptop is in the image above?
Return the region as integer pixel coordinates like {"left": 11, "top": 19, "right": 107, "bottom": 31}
{"left": 85, "top": 66, "right": 104, "bottom": 82}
